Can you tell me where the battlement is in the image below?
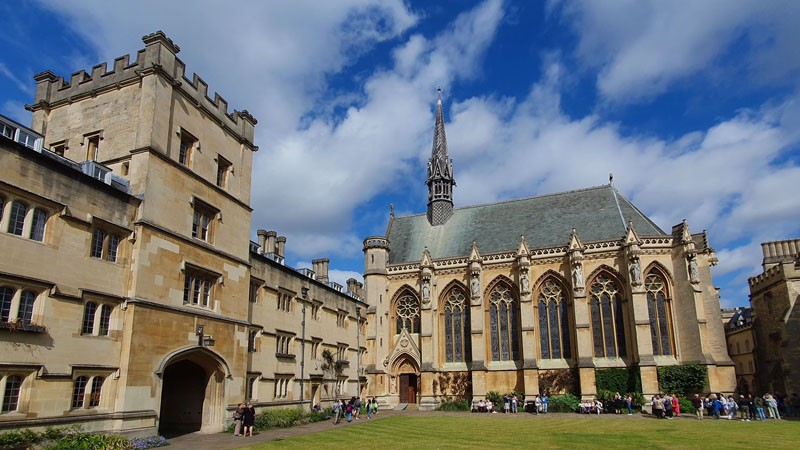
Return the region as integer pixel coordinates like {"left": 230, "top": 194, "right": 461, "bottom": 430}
{"left": 27, "top": 31, "right": 257, "bottom": 146}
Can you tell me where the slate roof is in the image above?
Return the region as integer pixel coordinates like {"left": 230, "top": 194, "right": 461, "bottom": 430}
{"left": 386, "top": 184, "right": 666, "bottom": 264}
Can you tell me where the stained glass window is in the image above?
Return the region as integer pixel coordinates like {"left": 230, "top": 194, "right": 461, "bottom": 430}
{"left": 489, "top": 283, "right": 518, "bottom": 361}
{"left": 589, "top": 274, "right": 626, "bottom": 358}
{"left": 645, "top": 273, "right": 673, "bottom": 356}
{"left": 395, "top": 294, "right": 420, "bottom": 333}
{"left": 443, "top": 287, "right": 469, "bottom": 362}
{"left": 537, "top": 280, "right": 572, "bottom": 359}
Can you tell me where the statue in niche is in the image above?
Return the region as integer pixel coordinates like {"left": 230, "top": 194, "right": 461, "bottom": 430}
{"left": 471, "top": 273, "right": 481, "bottom": 297}
{"left": 572, "top": 263, "right": 584, "bottom": 289}
{"left": 520, "top": 270, "right": 530, "bottom": 293}
{"left": 422, "top": 278, "right": 430, "bottom": 301}
{"left": 629, "top": 258, "right": 642, "bottom": 285}
{"left": 688, "top": 255, "right": 699, "bottom": 283}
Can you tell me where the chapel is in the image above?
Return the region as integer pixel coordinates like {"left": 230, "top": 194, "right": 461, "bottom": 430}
{"left": 361, "top": 92, "right": 736, "bottom": 408}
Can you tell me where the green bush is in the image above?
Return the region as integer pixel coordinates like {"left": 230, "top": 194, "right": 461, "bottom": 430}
{"left": 437, "top": 399, "right": 470, "bottom": 411}
{"left": 486, "top": 391, "right": 503, "bottom": 408}
{"left": 678, "top": 396, "right": 696, "bottom": 414}
{"left": 45, "top": 433, "right": 132, "bottom": 450}
{"left": 251, "top": 407, "right": 330, "bottom": 431}
{"left": 595, "top": 367, "right": 642, "bottom": 395}
{"left": 547, "top": 394, "right": 580, "bottom": 413}
{"left": 0, "top": 429, "right": 39, "bottom": 449}
{"left": 657, "top": 365, "right": 708, "bottom": 397}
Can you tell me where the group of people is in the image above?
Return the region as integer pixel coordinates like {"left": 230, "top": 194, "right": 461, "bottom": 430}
{"left": 332, "top": 397, "right": 378, "bottom": 424}
{"left": 579, "top": 393, "right": 634, "bottom": 415}
{"left": 650, "top": 393, "right": 681, "bottom": 419}
{"left": 689, "top": 392, "right": 799, "bottom": 421}
{"left": 471, "top": 394, "right": 528, "bottom": 413}
{"left": 232, "top": 402, "right": 256, "bottom": 437}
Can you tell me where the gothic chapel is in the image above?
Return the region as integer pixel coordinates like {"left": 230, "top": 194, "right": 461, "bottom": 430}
{"left": 362, "top": 92, "right": 735, "bottom": 409}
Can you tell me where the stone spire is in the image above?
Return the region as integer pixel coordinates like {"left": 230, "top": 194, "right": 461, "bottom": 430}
{"left": 426, "top": 89, "right": 456, "bottom": 225}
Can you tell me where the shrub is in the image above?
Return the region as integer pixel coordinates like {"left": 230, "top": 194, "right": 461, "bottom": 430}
{"left": 252, "top": 407, "right": 330, "bottom": 431}
{"left": 437, "top": 399, "right": 470, "bottom": 411}
{"left": 657, "top": 365, "right": 708, "bottom": 397}
{"left": 595, "top": 367, "right": 641, "bottom": 395}
{"left": 547, "top": 394, "right": 580, "bottom": 413}
{"left": 678, "top": 396, "right": 696, "bottom": 414}
{"left": 0, "top": 429, "right": 39, "bottom": 449}
{"left": 45, "top": 433, "right": 133, "bottom": 450}
{"left": 486, "top": 391, "right": 503, "bottom": 408}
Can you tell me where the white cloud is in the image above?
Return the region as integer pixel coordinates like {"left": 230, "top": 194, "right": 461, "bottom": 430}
{"left": 553, "top": 0, "right": 800, "bottom": 102}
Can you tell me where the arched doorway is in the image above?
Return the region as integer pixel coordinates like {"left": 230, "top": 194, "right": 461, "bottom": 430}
{"left": 394, "top": 356, "right": 419, "bottom": 404}
{"left": 157, "top": 347, "right": 228, "bottom": 435}
{"left": 160, "top": 360, "right": 206, "bottom": 434}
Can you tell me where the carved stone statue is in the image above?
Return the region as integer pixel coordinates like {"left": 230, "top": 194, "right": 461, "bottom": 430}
{"left": 471, "top": 274, "right": 480, "bottom": 297}
{"left": 688, "top": 255, "right": 699, "bottom": 283}
{"left": 629, "top": 258, "right": 642, "bottom": 285}
{"left": 572, "top": 263, "right": 584, "bottom": 289}
{"left": 422, "top": 279, "right": 431, "bottom": 301}
{"left": 520, "top": 270, "right": 530, "bottom": 293}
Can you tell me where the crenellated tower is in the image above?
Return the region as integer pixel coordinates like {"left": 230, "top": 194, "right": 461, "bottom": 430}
{"left": 426, "top": 89, "right": 455, "bottom": 225}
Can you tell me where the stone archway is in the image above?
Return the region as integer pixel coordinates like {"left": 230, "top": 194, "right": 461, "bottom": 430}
{"left": 157, "top": 347, "right": 227, "bottom": 435}
{"left": 392, "top": 355, "right": 419, "bottom": 404}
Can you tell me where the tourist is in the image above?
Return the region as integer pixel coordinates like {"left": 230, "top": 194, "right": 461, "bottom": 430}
{"left": 594, "top": 398, "right": 603, "bottom": 415}
{"left": 719, "top": 393, "right": 728, "bottom": 417}
{"left": 747, "top": 394, "right": 757, "bottom": 421}
{"left": 534, "top": 395, "right": 542, "bottom": 415}
{"left": 625, "top": 394, "right": 633, "bottom": 415}
{"left": 354, "top": 396, "right": 362, "bottom": 420}
{"left": 366, "top": 398, "right": 373, "bottom": 419}
{"left": 511, "top": 394, "right": 518, "bottom": 413}
{"left": 727, "top": 395, "right": 737, "bottom": 420}
{"left": 333, "top": 399, "right": 342, "bottom": 424}
{"left": 671, "top": 394, "right": 680, "bottom": 416}
{"left": 486, "top": 399, "right": 494, "bottom": 413}
{"left": 755, "top": 395, "right": 766, "bottom": 420}
{"left": 477, "top": 399, "right": 486, "bottom": 413}
{"left": 765, "top": 394, "right": 781, "bottom": 419}
{"left": 738, "top": 395, "right": 750, "bottom": 421}
{"left": 346, "top": 398, "right": 354, "bottom": 422}
{"left": 372, "top": 397, "right": 379, "bottom": 415}
{"left": 541, "top": 394, "right": 549, "bottom": 414}
{"left": 503, "top": 394, "right": 510, "bottom": 413}
{"left": 233, "top": 402, "right": 244, "bottom": 436}
{"left": 711, "top": 395, "right": 721, "bottom": 420}
{"left": 613, "top": 392, "right": 622, "bottom": 414}
{"left": 692, "top": 394, "right": 703, "bottom": 420}
{"left": 242, "top": 402, "right": 255, "bottom": 437}
{"left": 652, "top": 394, "right": 663, "bottom": 419}
{"left": 663, "top": 393, "right": 673, "bottom": 419}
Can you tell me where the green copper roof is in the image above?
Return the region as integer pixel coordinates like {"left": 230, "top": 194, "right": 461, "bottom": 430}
{"left": 386, "top": 184, "right": 666, "bottom": 264}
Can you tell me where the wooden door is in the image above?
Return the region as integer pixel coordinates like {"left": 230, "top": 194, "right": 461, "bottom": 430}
{"left": 407, "top": 374, "right": 417, "bottom": 403}
{"left": 399, "top": 375, "right": 409, "bottom": 402}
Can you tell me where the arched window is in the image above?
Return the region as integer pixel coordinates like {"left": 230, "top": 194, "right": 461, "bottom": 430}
{"left": 88, "top": 376, "right": 104, "bottom": 407}
{"left": 537, "top": 279, "right": 572, "bottom": 359}
{"left": 29, "top": 208, "right": 47, "bottom": 241}
{"left": 645, "top": 272, "right": 673, "bottom": 356}
{"left": 72, "top": 376, "right": 88, "bottom": 408}
{"left": 589, "top": 273, "right": 627, "bottom": 358}
{"left": 2, "top": 375, "right": 22, "bottom": 412}
{"left": 98, "top": 305, "right": 112, "bottom": 336}
{"left": 443, "top": 286, "right": 470, "bottom": 363}
{"left": 488, "top": 283, "right": 519, "bottom": 361}
{"left": 17, "top": 291, "right": 35, "bottom": 324}
{"left": 82, "top": 302, "right": 97, "bottom": 334}
{"left": 0, "top": 287, "right": 12, "bottom": 322}
{"left": 8, "top": 201, "right": 27, "bottom": 235}
{"left": 395, "top": 294, "right": 420, "bottom": 334}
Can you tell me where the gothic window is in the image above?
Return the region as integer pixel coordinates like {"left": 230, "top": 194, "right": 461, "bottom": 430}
{"left": 1, "top": 375, "right": 22, "bottom": 413}
{"left": 645, "top": 272, "right": 674, "bottom": 356}
{"left": 72, "top": 376, "right": 88, "bottom": 408}
{"left": 488, "top": 283, "right": 519, "bottom": 361}
{"left": 443, "top": 287, "right": 470, "bottom": 363}
{"left": 589, "top": 273, "right": 627, "bottom": 358}
{"left": 395, "top": 294, "right": 420, "bottom": 334}
{"left": 537, "top": 279, "right": 572, "bottom": 359}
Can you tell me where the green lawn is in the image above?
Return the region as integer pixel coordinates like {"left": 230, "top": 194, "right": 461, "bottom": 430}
{"left": 236, "top": 414, "right": 799, "bottom": 449}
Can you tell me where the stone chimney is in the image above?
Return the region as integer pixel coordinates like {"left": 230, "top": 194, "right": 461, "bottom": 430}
{"left": 346, "top": 278, "right": 364, "bottom": 298}
{"left": 312, "top": 258, "right": 330, "bottom": 284}
{"left": 256, "top": 229, "right": 267, "bottom": 253}
{"left": 276, "top": 236, "right": 286, "bottom": 258}
{"left": 265, "top": 231, "right": 277, "bottom": 254}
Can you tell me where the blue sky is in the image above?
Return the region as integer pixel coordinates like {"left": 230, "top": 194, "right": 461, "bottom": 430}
{"left": 2, "top": 0, "right": 799, "bottom": 307}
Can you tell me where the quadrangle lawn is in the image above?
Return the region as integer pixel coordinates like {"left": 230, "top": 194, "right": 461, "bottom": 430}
{"left": 236, "top": 414, "right": 799, "bottom": 450}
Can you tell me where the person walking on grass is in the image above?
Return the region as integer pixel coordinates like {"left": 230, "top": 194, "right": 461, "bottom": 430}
{"left": 692, "top": 394, "right": 703, "bottom": 420}
{"left": 333, "top": 399, "right": 342, "bottom": 424}
{"left": 354, "top": 397, "right": 362, "bottom": 420}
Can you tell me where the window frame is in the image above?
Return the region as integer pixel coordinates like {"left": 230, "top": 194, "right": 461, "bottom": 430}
{"left": 178, "top": 129, "right": 198, "bottom": 167}
{"left": 182, "top": 267, "right": 217, "bottom": 309}
{"left": 216, "top": 155, "right": 232, "bottom": 189}
{"left": 191, "top": 199, "right": 217, "bottom": 243}
{"left": 1, "top": 375, "right": 23, "bottom": 413}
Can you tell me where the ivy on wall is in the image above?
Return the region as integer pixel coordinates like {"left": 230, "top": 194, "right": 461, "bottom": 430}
{"left": 595, "top": 367, "right": 642, "bottom": 394}
{"left": 657, "top": 365, "right": 708, "bottom": 396}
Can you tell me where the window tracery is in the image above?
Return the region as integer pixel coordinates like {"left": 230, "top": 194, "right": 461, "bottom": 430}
{"left": 443, "top": 287, "right": 469, "bottom": 363}
{"left": 645, "top": 272, "right": 673, "bottom": 356}
{"left": 589, "top": 273, "right": 627, "bottom": 358}
{"left": 395, "top": 294, "right": 420, "bottom": 334}
{"left": 537, "top": 279, "right": 572, "bottom": 359}
{"left": 488, "top": 283, "right": 519, "bottom": 361}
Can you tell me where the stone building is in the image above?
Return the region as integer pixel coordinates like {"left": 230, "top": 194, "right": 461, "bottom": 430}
{"left": 0, "top": 32, "right": 364, "bottom": 436}
{"left": 362, "top": 93, "right": 736, "bottom": 409}
{"left": 749, "top": 238, "right": 800, "bottom": 396}
{"left": 722, "top": 307, "right": 757, "bottom": 394}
